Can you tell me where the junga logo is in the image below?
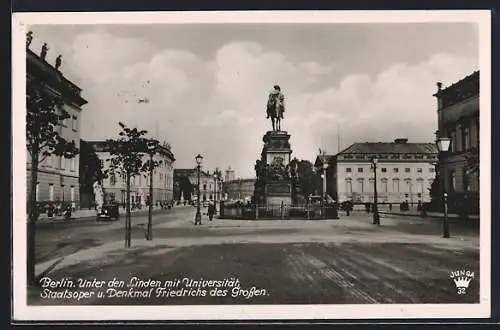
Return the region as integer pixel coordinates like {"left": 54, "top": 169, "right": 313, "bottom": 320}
{"left": 450, "top": 269, "right": 475, "bottom": 295}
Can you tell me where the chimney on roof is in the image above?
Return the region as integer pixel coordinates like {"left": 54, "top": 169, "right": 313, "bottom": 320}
{"left": 437, "top": 82, "right": 443, "bottom": 91}
{"left": 394, "top": 138, "right": 408, "bottom": 144}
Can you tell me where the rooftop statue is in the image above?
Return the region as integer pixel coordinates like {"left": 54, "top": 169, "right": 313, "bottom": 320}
{"left": 40, "top": 42, "right": 49, "bottom": 60}
{"left": 26, "top": 31, "right": 33, "bottom": 47}
{"left": 55, "top": 55, "right": 62, "bottom": 70}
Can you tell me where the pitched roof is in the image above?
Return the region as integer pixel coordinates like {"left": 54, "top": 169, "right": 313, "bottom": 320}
{"left": 339, "top": 142, "right": 438, "bottom": 155}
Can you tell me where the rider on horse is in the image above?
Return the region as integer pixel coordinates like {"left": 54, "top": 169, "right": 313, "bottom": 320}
{"left": 266, "top": 85, "right": 285, "bottom": 120}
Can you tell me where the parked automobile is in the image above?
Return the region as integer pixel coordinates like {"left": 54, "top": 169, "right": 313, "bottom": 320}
{"left": 97, "top": 202, "right": 120, "bottom": 221}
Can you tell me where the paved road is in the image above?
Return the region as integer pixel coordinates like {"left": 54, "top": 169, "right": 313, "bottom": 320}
{"left": 31, "top": 208, "right": 480, "bottom": 306}
{"left": 35, "top": 206, "right": 199, "bottom": 264}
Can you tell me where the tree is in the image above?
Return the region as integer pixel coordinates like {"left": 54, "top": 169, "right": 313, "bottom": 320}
{"left": 105, "top": 122, "right": 148, "bottom": 248}
{"left": 292, "top": 158, "right": 322, "bottom": 196}
{"left": 428, "top": 160, "right": 442, "bottom": 212}
{"left": 26, "top": 79, "right": 79, "bottom": 286}
{"left": 141, "top": 137, "right": 163, "bottom": 240}
{"left": 174, "top": 175, "right": 194, "bottom": 201}
{"left": 79, "top": 139, "right": 106, "bottom": 208}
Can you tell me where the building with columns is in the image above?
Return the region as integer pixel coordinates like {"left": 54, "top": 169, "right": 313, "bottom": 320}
{"left": 86, "top": 141, "right": 175, "bottom": 206}
{"left": 26, "top": 45, "right": 88, "bottom": 209}
{"left": 434, "top": 71, "right": 479, "bottom": 214}
{"left": 315, "top": 138, "right": 438, "bottom": 205}
{"left": 174, "top": 168, "right": 224, "bottom": 203}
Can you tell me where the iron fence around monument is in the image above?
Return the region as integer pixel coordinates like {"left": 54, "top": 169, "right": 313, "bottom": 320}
{"left": 219, "top": 202, "right": 339, "bottom": 220}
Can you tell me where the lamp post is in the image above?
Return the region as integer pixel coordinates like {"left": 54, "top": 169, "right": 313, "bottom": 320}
{"left": 213, "top": 170, "right": 218, "bottom": 214}
{"left": 146, "top": 140, "right": 156, "bottom": 240}
{"left": 195, "top": 154, "right": 203, "bottom": 225}
{"left": 436, "top": 137, "right": 451, "bottom": 238}
{"left": 371, "top": 156, "right": 380, "bottom": 225}
{"left": 321, "top": 153, "right": 328, "bottom": 219}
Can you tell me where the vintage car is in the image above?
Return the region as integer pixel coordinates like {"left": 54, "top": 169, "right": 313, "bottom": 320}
{"left": 97, "top": 202, "right": 120, "bottom": 221}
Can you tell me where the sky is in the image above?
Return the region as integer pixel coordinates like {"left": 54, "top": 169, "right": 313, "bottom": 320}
{"left": 28, "top": 22, "right": 479, "bottom": 179}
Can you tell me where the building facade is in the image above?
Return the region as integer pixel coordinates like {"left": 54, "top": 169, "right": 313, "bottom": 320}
{"left": 174, "top": 169, "right": 224, "bottom": 203}
{"left": 223, "top": 179, "right": 256, "bottom": 202}
{"left": 434, "top": 71, "right": 479, "bottom": 214}
{"left": 87, "top": 141, "right": 175, "bottom": 206}
{"left": 26, "top": 46, "right": 88, "bottom": 209}
{"left": 317, "top": 139, "right": 438, "bottom": 205}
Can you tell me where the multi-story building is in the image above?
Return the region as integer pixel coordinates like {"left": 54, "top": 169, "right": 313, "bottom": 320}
{"left": 223, "top": 178, "right": 256, "bottom": 202}
{"left": 26, "top": 45, "right": 88, "bottom": 209}
{"left": 316, "top": 138, "right": 438, "bottom": 205}
{"left": 434, "top": 71, "right": 479, "bottom": 214}
{"left": 86, "top": 141, "right": 175, "bottom": 206}
{"left": 174, "top": 169, "right": 224, "bottom": 203}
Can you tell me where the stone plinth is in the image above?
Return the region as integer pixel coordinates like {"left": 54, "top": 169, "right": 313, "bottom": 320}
{"left": 254, "top": 131, "right": 293, "bottom": 206}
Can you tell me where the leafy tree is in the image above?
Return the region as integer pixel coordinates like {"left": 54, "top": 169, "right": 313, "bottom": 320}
{"left": 176, "top": 176, "right": 194, "bottom": 201}
{"left": 79, "top": 139, "right": 106, "bottom": 206}
{"left": 105, "top": 122, "right": 148, "bottom": 248}
{"left": 26, "top": 78, "right": 79, "bottom": 286}
{"left": 141, "top": 137, "right": 163, "bottom": 240}
{"left": 292, "top": 158, "right": 322, "bottom": 196}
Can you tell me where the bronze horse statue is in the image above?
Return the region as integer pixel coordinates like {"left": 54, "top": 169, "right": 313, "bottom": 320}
{"left": 267, "top": 85, "right": 285, "bottom": 131}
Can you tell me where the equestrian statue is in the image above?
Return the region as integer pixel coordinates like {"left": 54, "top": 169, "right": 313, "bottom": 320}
{"left": 266, "top": 85, "right": 285, "bottom": 131}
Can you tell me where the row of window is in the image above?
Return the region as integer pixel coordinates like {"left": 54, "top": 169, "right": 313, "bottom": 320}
{"left": 109, "top": 172, "right": 173, "bottom": 189}
{"left": 35, "top": 183, "right": 76, "bottom": 202}
{"left": 342, "top": 154, "right": 435, "bottom": 160}
{"left": 345, "top": 178, "right": 431, "bottom": 194}
{"left": 42, "top": 155, "right": 78, "bottom": 171}
{"left": 345, "top": 167, "right": 434, "bottom": 173}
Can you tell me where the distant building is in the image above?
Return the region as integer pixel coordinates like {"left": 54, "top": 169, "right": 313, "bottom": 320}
{"left": 315, "top": 138, "right": 438, "bottom": 204}
{"left": 174, "top": 168, "right": 223, "bottom": 202}
{"left": 26, "top": 47, "right": 88, "bottom": 209}
{"left": 225, "top": 166, "right": 235, "bottom": 182}
{"left": 434, "top": 71, "right": 479, "bottom": 214}
{"left": 224, "top": 178, "right": 256, "bottom": 201}
{"left": 86, "top": 141, "right": 175, "bottom": 206}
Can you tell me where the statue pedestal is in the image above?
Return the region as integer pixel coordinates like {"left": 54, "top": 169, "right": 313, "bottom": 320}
{"left": 254, "top": 131, "right": 293, "bottom": 207}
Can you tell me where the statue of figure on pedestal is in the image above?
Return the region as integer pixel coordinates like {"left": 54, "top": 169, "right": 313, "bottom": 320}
{"left": 266, "top": 85, "right": 285, "bottom": 131}
{"left": 40, "top": 43, "right": 49, "bottom": 60}
{"left": 26, "top": 31, "right": 33, "bottom": 47}
{"left": 55, "top": 55, "right": 62, "bottom": 70}
{"left": 269, "top": 156, "right": 288, "bottom": 181}
{"left": 93, "top": 180, "right": 104, "bottom": 214}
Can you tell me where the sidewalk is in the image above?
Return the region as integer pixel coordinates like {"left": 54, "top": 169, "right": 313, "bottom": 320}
{"left": 378, "top": 210, "right": 480, "bottom": 220}
{"left": 36, "top": 205, "right": 186, "bottom": 223}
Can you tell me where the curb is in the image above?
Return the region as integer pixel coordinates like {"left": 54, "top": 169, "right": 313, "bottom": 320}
{"left": 379, "top": 211, "right": 479, "bottom": 221}
{"left": 36, "top": 207, "right": 176, "bottom": 225}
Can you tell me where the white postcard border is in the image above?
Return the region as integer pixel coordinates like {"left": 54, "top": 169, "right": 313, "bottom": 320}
{"left": 11, "top": 10, "right": 492, "bottom": 321}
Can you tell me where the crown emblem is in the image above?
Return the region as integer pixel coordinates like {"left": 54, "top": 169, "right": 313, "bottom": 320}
{"left": 453, "top": 277, "right": 472, "bottom": 289}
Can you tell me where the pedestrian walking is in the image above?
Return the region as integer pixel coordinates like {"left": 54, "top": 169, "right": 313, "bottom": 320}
{"left": 208, "top": 201, "right": 216, "bottom": 221}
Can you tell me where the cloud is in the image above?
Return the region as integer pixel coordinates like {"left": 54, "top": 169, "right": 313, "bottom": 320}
{"left": 28, "top": 27, "right": 478, "bottom": 179}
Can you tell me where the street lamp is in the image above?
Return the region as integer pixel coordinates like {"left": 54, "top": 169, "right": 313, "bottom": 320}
{"left": 146, "top": 140, "right": 156, "bottom": 240}
{"left": 436, "top": 137, "right": 451, "bottom": 238}
{"left": 213, "top": 170, "right": 218, "bottom": 214}
{"left": 195, "top": 154, "right": 203, "bottom": 225}
{"left": 321, "top": 153, "right": 328, "bottom": 219}
{"left": 371, "top": 156, "right": 380, "bottom": 225}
